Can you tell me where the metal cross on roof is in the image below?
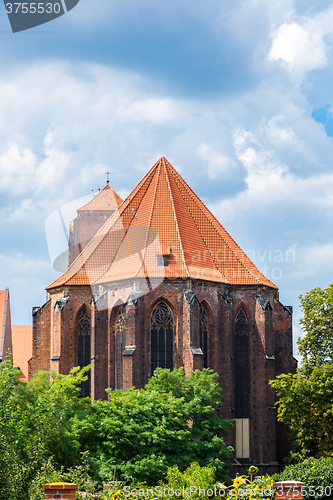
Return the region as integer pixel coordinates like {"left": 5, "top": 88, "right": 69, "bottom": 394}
{"left": 105, "top": 170, "right": 110, "bottom": 184}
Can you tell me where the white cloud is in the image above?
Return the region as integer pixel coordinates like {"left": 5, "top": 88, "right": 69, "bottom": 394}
{"left": 260, "top": 115, "right": 304, "bottom": 150}
{"left": 268, "top": 4, "right": 333, "bottom": 79}
{"left": 210, "top": 122, "right": 333, "bottom": 222}
{"left": 269, "top": 21, "right": 327, "bottom": 72}
{"left": 0, "top": 142, "right": 38, "bottom": 195}
{"left": 0, "top": 62, "right": 183, "bottom": 211}
{"left": 196, "top": 143, "right": 237, "bottom": 179}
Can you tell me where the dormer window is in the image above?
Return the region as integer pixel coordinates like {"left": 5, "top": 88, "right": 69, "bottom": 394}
{"left": 157, "top": 254, "right": 169, "bottom": 267}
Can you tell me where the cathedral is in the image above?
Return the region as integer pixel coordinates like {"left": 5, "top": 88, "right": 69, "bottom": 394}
{"left": 29, "top": 157, "right": 296, "bottom": 472}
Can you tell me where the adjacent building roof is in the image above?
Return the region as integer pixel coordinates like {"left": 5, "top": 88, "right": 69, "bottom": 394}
{"left": 47, "top": 157, "right": 276, "bottom": 290}
{"left": 12, "top": 325, "right": 33, "bottom": 381}
{"left": 77, "top": 183, "right": 123, "bottom": 213}
{"left": 0, "top": 289, "right": 12, "bottom": 362}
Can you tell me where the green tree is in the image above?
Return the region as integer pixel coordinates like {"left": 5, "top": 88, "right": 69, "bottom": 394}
{"left": 270, "top": 283, "right": 333, "bottom": 459}
{"left": 298, "top": 284, "right": 333, "bottom": 370}
{"left": 0, "top": 360, "right": 90, "bottom": 500}
{"left": 75, "top": 368, "right": 233, "bottom": 484}
{"left": 270, "top": 364, "right": 333, "bottom": 459}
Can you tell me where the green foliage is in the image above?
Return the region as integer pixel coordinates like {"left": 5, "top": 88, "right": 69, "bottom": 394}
{"left": 27, "top": 453, "right": 102, "bottom": 500}
{"left": 0, "top": 360, "right": 91, "bottom": 500}
{"left": 274, "top": 457, "right": 333, "bottom": 499}
{"left": 0, "top": 358, "right": 30, "bottom": 499}
{"left": 161, "top": 462, "right": 217, "bottom": 500}
{"left": 298, "top": 284, "right": 333, "bottom": 370}
{"left": 102, "top": 464, "right": 275, "bottom": 500}
{"left": 0, "top": 363, "right": 232, "bottom": 497}
{"left": 270, "top": 283, "right": 333, "bottom": 459}
{"left": 270, "top": 364, "right": 333, "bottom": 458}
{"left": 74, "top": 368, "right": 233, "bottom": 484}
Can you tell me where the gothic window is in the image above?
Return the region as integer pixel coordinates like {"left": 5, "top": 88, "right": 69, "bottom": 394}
{"left": 77, "top": 307, "right": 91, "bottom": 397}
{"left": 235, "top": 309, "right": 249, "bottom": 418}
{"left": 150, "top": 301, "right": 174, "bottom": 376}
{"left": 199, "top": 303, "right": 209, "bottom": 368}
{"left": 115, "top": 305, "right": 126, "bottom": 390}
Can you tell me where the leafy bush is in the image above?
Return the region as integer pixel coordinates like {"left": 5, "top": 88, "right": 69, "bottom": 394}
{"left": 27, "top": 452, "right": 102, "bottom": 500}
{"left": 161, "top": 462, "right": 217, "bottom": 500}
{"left": 0, "top": 359, "right": 91, "bottom": 500}
{"left": 0, "top": 362, "right": 233, "bottom": 496}
{"left": 274, "top": 457, "right": 333, "bottom": 500}
{"left": 103, "top": 464, "right": 275, "bottom": 500}
{"left": 78, "top": 368, "right": 233, "bottom": 484}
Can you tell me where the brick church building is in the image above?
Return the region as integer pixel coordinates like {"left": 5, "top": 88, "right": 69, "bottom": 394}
{"left": 30, "top": 157, "right": 296, "bottom": 471}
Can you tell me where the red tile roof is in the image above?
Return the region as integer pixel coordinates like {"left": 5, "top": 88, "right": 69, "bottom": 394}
{"left": 47, "top": 157, "right": 276, "bottom": 290}
{"left": 77, "top": 184, "right": 123, "bottom": 213}
{"left": 0, "top": 289, "right": 12, "bottom": 362}
{"left": 0, "top": 291, "right": 6, "bottom": 332}
{"left": 12, "top": 325, "right": 32, "bottom": 381}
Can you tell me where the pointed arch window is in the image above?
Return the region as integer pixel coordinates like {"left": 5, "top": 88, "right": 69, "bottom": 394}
{"left": 199, "top": 303, "right": 209, "bottom": 368}
{"left": 115, "top": 305, "right": 126, "bottom": 390}
{"left": 150, "top": 301, "right": 174, "bottom": 376}
{"left": 235, "top": 309, "right": 249, "bottom": 418}
{"left": 77, "top": 307, "right": 91, "bottom": 397}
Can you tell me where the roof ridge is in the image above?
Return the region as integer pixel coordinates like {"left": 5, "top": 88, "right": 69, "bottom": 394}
{"left": 77, "top": 183, "right": 123, "bottom": 212}
{"left": 171, "top": 168, "right": 275, "bottom": 288}
{"left": 164, "top": 158, "right": 190, "bottom": 277}
{"left": 135, "top": 159, "right": 162, "bottom": 279}
{"left": 84, "top": 170, "right": 158, "bottom": 284}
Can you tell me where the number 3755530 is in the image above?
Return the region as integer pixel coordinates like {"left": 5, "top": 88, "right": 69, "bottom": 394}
{"left": 5, "top": 3, "right": 62, "bottom": 14}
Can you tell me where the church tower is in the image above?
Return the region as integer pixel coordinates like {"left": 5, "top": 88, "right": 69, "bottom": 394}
{"left": 30, "top": 157, "right": 296, "bottom": 473}
{"left": 68, "top": 182, "right": 123, "bottom": 265}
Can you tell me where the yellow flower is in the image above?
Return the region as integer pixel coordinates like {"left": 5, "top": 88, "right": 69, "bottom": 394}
{"left": 112, "top": 490, "right": 122, "bottom": 500}
{"left": 233, "top": 477, "right": 243, "bottom": 488}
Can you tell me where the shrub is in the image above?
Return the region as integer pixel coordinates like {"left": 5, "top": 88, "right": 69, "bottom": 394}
{"left": 274, "top": 457, "right": 333, "bottom": 500}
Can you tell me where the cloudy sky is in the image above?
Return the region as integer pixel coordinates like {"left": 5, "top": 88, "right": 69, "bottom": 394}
{"left": 1, "top": 0, "right": 333, "bottom": 355}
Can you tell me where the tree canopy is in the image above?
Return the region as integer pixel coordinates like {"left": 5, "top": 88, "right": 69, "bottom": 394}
{"left": 270, "top": 283, "right": 333, "bottom": 460}
{"left": 0, "top": 362, "right": 233, "bottom": 498}
{"left": 298, "top": 284, "right": 333, "bottom": 370}
{"left": 76, "top": 367, "right": 233, "bottom": 484}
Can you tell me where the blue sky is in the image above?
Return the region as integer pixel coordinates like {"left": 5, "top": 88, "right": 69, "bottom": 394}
{"left": 1, "top": 0, "right": 333, "bottom": 356}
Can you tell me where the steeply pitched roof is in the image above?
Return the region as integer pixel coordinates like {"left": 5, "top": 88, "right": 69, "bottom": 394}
{"left": 0, "top": 289, "right": 12, "bottom": 361}
{"left": 77, "top": 184, "right": 123, "bottom": 213}
{"left": 12, "top": 325, "right": 32, "bottom": 381}
{"left": 47, "top": 157, "right": 276, "bottom": 290}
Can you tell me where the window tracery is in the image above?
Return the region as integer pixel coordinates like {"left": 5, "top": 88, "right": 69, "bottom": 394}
{"left": 199, "top": 303, "right": 209, "bottom": 368}
{"left": 77, "top": 307, "right": 91, "bottom": 397}
{"left": 235, "top": 308, "right": 249, "bottom": 418}
{"left": 150, "top": 301, "right": 174, "bottom": 375}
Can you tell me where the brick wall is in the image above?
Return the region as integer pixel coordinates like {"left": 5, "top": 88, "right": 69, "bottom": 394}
{"left": 68, "top": 211, "right": 114, "bottom": 266}
{"left": 29, "top": 300, "right": 52, "bottom": 377}
{"left": 43, "top": 483, "right": 77, "bottom": 499}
